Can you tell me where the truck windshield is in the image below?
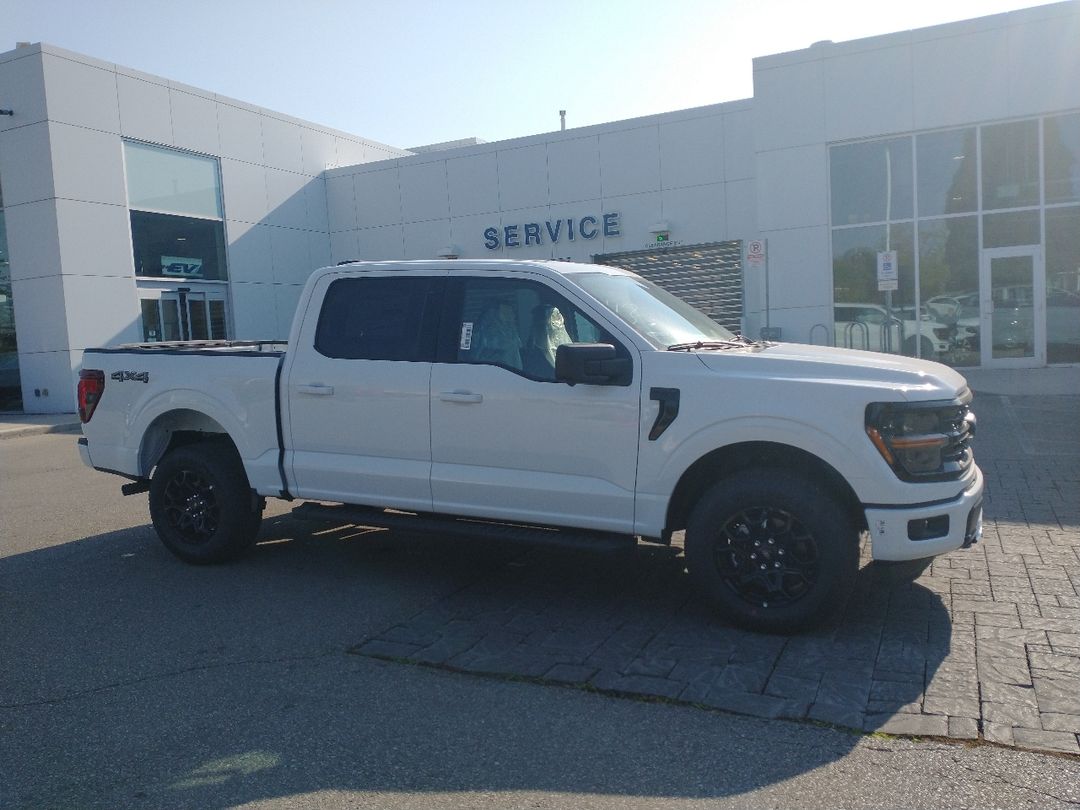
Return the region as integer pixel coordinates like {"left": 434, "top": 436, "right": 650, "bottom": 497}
{"left": 574, "top": 272, "right": 737, "bottom": 348}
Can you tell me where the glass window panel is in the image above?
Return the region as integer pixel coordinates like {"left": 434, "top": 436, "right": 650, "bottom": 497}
{"left": 832, "top": 224, "right": 917, "bottom": 354}
{"left": 124, "top": 141, "right": 222, "bottom": 219}
{"left": 130, "top": 211, "right": 228, "bottom": 281}
{"left": 1046, "top": 205, "right": 1080, "bottom": 363}
{"left": 990, "top": 255, "right": 1036, "bottom": 360}
{"left": 209, "top": 300, "right": 228, "bottom": 340}
{"left": 983, "top": 210, "right": 1040, "bottom": 248}
{"left": 981, "top": 120, "right": 1039, "bottom": 210}
{"left": 140, "top": 299, "right": 162, "bottom": 342}
{"left": 0, "top": 209, "right": 21, "bottom": 410}
{"left": 916, "top": 128, "right": 977, "bottom": 216}
{"left": 161, "top": 298, "right": 181, "bottom": 341}
{"left": 918, "top": 217, "right": 979, "bottom": 367}
{"left": 1044, "top": 113, "right": 1080, "bottom": 204}
{"left": 830, "top": 138, "right": 913, "bottom": 226}
{"left": 188, "top": 297, "right": 209, "bottom": 340}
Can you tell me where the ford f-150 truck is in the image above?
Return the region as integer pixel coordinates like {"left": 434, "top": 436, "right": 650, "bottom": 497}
{"left": 77, "top": 260, "right": 983, "bottom": 632}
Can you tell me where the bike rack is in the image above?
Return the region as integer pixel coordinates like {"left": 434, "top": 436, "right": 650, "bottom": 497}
{"left": 809, "top": 323, "right": 831, "bottom": 346}
{"left": 843, "top": 321, "right": 870, "bottom": 351}
{"left": 882, "top": 317, "right": 904, "bottom": 354}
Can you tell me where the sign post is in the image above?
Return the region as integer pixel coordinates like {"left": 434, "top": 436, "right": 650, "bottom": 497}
{"left": 747, "top": 240, "right": 772, "bottom": 337}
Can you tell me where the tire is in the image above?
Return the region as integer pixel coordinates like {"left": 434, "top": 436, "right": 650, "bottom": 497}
{"left": 149, "top": 441, "right": 262, "bottom": 564}
{"left": 684, "top": 470, "right": 858, "bottom": 634}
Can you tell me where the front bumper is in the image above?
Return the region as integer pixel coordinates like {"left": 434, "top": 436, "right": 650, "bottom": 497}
{"left": 866, "top": 465, "right": 984, "bottom": 561}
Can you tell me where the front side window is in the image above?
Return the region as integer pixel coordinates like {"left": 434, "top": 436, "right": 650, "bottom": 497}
{"left": 315, "top": 276, "right": 438, "bottom": 361}
{"left": 451, "top": 277, "right": 620, "bottom": 382}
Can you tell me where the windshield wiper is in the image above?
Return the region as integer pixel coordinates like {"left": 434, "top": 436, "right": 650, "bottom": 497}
{"left": 669, "top": 332, "right": 768, "bottom": 351}
{"left": 667, "top": 340, "right": 752, "bottom": 352}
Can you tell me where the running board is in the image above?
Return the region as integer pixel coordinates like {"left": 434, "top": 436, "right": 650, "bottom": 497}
{"left": 291, "top": 502, "right": 637, "bottom": 552}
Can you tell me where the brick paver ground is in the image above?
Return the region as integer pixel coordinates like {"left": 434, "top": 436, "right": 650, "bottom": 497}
{"left": 352, "top": 390, "right": 1080, "bottom": 755}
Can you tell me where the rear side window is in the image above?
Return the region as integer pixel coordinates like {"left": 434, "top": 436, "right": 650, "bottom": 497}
{"left": 314, "top": 276, "right": 437, "bottom": 361}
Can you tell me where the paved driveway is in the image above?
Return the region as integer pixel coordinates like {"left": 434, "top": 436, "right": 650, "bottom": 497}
{"left": 351, "top": 388, "right": 1080, "bottom": 755}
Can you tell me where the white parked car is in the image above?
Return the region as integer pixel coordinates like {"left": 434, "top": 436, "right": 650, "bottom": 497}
{"left": 833, "top": 302, "right": 957, "bottom": 357}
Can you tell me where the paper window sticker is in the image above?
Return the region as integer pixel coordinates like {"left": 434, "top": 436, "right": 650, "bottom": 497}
{"left": 460, "top": 322, "right": 473, "bottom": 351}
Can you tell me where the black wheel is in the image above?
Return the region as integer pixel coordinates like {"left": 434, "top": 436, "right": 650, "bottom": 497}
{"left": 684, "top": 470, "right": 858, "bottom": 633}
{"left": 149, "top": 442, "right": 262, "bottom": 564}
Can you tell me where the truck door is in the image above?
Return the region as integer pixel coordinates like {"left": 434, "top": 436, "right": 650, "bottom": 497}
{"left": 284, "top": 273, "right": 443, "bottom": 511}
{"left": 429, "top": 275, "right": 641, "bottom": 534}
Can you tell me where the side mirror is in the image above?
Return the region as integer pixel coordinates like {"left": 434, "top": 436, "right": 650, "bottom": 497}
{"left": 555, "top": 343, "right": 632, "bottom": 386}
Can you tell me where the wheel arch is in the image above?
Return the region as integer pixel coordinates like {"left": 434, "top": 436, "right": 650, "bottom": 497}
{"left": 665, "top": 441, "right": 866, "bottom": 536}
{"left": 138, "top": 409, "right": 240, "bottom": 476}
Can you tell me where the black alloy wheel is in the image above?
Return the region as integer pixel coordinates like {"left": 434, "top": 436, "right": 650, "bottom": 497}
{"left": 713, "top": 506, "right": 819, "bottom": 609}
{"left": 685, "top": 469, "right": 858, "bottom": 633}
{"left": 149, "top": 441, "right": 262, "bottom": 564}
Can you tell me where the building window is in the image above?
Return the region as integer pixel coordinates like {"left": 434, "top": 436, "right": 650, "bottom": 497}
{"left": 124, "top": 142, "right": 230, "bottom": 341}
{"left": 831, "top": 112, "right": 1080, "bottom": 367}
{"left": 916, "top": 128, "right": 977, "bottom": 216}
{"left": 830, "top": 137, "right": 913, "bottom": 226}
{"left": 1044, "top": 113, "right": 1080, "bottom": 205}
{"left": 981, "top": 120, "right": 1040, "bottom": 211}
{"left": 0, "top": 204, "right": 21, "bottom": 411}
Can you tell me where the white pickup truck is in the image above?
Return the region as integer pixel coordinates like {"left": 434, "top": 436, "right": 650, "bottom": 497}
{"left": 77, "top": 260, "right": 983, "bottom": 632}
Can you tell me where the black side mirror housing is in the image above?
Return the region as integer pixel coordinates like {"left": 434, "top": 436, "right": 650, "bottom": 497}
{"left": 555, "top": 343, "right": 632, "bottom": 386}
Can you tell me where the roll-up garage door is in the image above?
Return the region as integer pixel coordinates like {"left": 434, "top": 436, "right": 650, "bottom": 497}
{"left": 594, "top": 241, "right": 744, "bottom": 332}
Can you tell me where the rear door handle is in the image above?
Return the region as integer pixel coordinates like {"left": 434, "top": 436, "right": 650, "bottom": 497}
{"left": 439, "top": 391, "right": 483, "bottom": 404}
{"left": 297, "top": 383, "right": 335, "bottom": 396}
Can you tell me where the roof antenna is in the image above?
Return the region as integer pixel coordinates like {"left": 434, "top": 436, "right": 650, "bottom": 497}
{"left": 559, "top": 110, "right": 566, "bottom": 131}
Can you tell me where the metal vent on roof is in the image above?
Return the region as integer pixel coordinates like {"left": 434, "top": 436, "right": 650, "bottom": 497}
{"left": 594, "top": 241, "right": 744, "bottom": 332}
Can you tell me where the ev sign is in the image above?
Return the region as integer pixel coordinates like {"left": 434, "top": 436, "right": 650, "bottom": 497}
{"left": 876, "top": 250, "right": 899, "bottom": 292}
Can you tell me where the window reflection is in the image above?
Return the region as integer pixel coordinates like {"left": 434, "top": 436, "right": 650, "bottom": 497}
{"left": 1045, "top": 113, "right": 1080, "bottom": 204}
{"left": 982, "top": 120, "right": 1040, "bottom": 210}
{"left": 917, "top": 129, "right": 977, "bottom": 216}
{"left": 830, "top": 138, "right": 913, "bottom": 226}
{"left": 1046, "top": 205, "right": 1080, "bottom": 363}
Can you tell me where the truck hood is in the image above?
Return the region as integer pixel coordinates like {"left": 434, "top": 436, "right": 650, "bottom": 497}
{"left": 691, "top": 342, "right": 970, "bottom": 400}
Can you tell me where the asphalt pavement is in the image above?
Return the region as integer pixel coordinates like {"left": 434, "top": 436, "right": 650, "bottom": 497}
{"left": 1, "top": 366, "right": 1079, "bottom": 808}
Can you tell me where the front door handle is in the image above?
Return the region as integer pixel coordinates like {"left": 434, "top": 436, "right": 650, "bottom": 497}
{"left": 297, "top": 383, "right": 335, "bottom": 396}
{"left": 439, "top": 391, "right": 483, "bottom": 404}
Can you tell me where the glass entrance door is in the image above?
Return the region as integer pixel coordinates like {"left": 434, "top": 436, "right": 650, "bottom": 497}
{"left": 979, "top": 247, "right": 1045, "bottom": 367}
{"left": 138, "top": 287, "right": 229, "bottom": 342}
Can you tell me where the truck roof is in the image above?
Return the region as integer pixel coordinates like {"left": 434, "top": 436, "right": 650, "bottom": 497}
{"left": 320, "top": 259, "right": 636, "bottom": 280}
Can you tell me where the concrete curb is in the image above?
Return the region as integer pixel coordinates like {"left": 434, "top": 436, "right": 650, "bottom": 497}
{"left": 0, "top": 422, "right": 83, "bottom": 441}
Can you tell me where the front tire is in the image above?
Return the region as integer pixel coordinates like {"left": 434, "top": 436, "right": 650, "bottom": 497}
{"left": 684, "top": 470, "right": 858, "bottom": 633}
{"left": 149, "top": 442, "right": 262, "bottom": 564}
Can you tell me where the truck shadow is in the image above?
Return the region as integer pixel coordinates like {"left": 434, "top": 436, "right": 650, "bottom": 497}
{"left": 1, "top": 513, "right": 955, "bottom": 809}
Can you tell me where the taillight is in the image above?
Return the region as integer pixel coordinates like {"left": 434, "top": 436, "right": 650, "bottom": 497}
{"left": 78, "top": 369, "right": 105, "bottom": 423}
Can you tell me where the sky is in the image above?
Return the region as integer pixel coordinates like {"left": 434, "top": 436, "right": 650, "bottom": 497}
{"left": 0, "top": 0, "right": 1060, "bottom": 149}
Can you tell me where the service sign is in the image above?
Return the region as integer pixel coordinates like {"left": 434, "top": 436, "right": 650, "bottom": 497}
{"left": 484, "top": 213, "right": 620, "bottom": 250}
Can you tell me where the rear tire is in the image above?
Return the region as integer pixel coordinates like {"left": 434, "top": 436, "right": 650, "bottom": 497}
{"left": 149, "top": 442, "right": 262, "bottom": 564}
{"left": 684, "top": 470, "right": 858, "bottom": 633}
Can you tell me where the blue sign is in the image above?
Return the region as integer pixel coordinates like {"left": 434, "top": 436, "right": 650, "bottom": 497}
{"left": 484, "top": 212, "right": 620, "bottom": 250}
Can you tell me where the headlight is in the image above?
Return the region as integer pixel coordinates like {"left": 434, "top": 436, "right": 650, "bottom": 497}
{"left": 865, "top": 394, "right": 975, "bottom": 482}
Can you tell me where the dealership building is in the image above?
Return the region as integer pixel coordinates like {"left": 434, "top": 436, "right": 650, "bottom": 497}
{"left": 0, "top": 1, "right": 1078, "bottom": 413}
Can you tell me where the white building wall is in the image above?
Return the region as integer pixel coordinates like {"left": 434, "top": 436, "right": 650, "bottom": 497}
{"left": 0, "top": 43, "right": 408, "bottom": 412}
{"left": 750, "top": 0, "right": 1080, "bottom": 345}
{"left": 326, "top": 100, "right": 757, "bottom": 274}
